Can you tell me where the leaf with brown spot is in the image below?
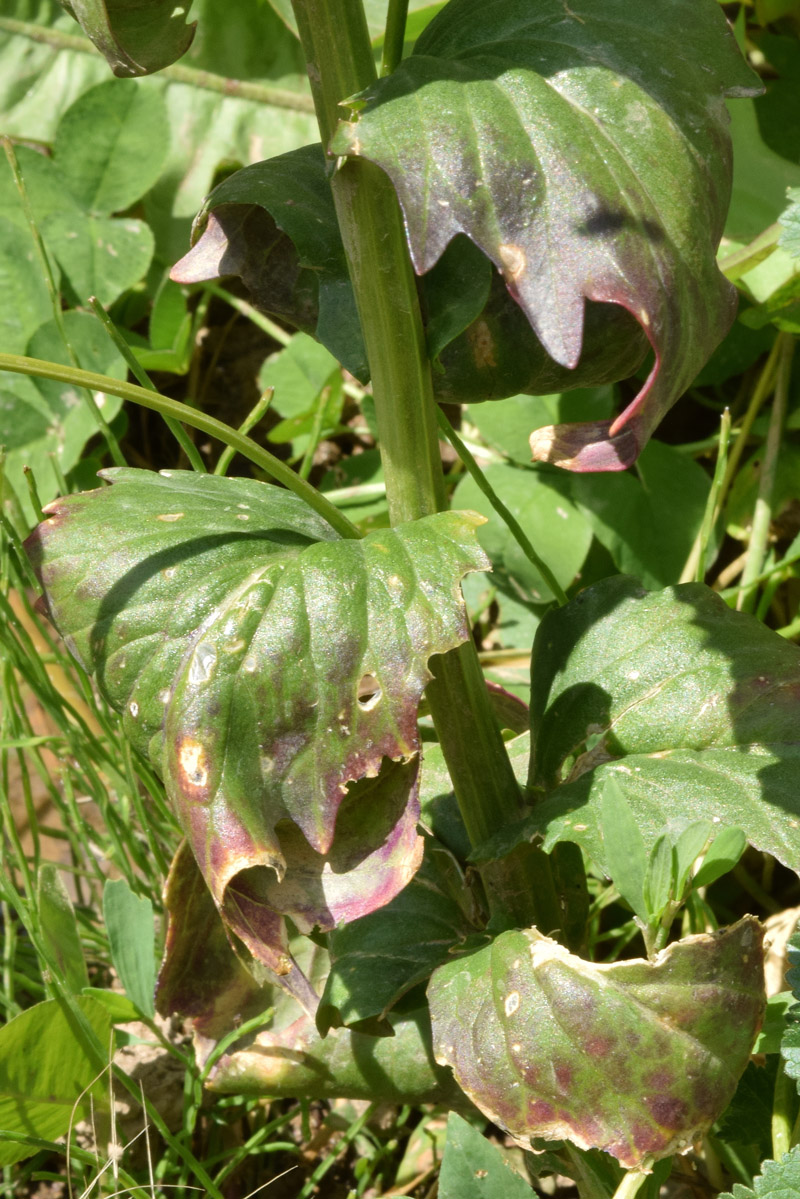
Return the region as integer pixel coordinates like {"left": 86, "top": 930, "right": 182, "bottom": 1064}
{"left": 429, "top": 917, "right": 765, "bottom": 1169}
{"left": 26, "top": 469, "right": 487, "bottom": 1006}
{"left": 331, "top": 0, "right": 760, "bottom": 470}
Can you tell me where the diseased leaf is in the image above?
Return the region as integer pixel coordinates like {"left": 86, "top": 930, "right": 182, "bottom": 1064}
{"left": 429, "top": 918, "right": 765, "bottom": 1169}
{"left": 317, "top": 834, "right": 480, "bottom": 1035}
{"left": 26, "top": 469, "right": 487, "bottom": 1004}
{"left": 56, "top": 0, "right": 195, "bottom": 76}
{"left": 718, "top": 1145, "right": 800, "bottom": 1199}
{"left": 171, "top": 146, "right": 368, "bottom": 380}
{"left": 332, "top": 0, "right": 760, "bottom": 471}
{"left": 173, "top": 147, "right": 647, "bottom": 402}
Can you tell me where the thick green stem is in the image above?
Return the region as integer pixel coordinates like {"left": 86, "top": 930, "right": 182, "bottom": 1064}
{"left": 291, "top": 0, "right": 562, "bottom": 931}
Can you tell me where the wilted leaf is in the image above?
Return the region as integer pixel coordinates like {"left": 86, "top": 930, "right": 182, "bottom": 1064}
{"left": 26, "top": 469, "right": 487, "bottom": 1002}
{"left": 56, "top": 0, "right": 195, "bottom": 76}
{"left": 333, "top": 0, "right": 760, "bottom": 470}
{"left": 430, "top": 918, "right": 765, "bottom": 1169}
{"left": 172, "top": 146, "right": 368, "bottom": 379}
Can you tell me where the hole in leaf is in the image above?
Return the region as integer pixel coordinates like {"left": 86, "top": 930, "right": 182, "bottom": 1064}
{"left": 357, "top": 673, "right": 381, "bottom": 711}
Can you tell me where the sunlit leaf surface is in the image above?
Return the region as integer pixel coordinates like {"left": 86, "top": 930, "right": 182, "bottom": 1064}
{"left": 430, "top": 918, "right": 765, "bottom": 1168}
{"left": 27, "top": 469, "right": 488, "bottom": 1006}
{"left": 333, "top": 0, "right": 760, "bottom": 469}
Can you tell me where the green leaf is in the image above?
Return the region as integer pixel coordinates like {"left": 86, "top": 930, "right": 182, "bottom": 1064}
{"left": 102, "top": 878, "right": 156, "bottom": 1018}
{"left": 692, "top": 826, "right": 747, "bottom": 889}
{"left": 522, "top": 576, "right": 800, "bottom": 873}
{"left": 53, "top": 79, "right": 169, "bottom": 213}
{"left": 42, "top": 212, "right": 154, "bottom": 307}
{"left": 718, "top": 1058, "right": 778, "bottom": 1160}
{"left": 439, "top": 1113, "right": 534, "bottom": 1199}
{"left": 599, "top": 778, "right": 648, "bottom": 922}
{"left": 37, "top": 865, "right": 89, "bottom": 993}
{"left": 333, "top": 0, "right": 759, "bottom": 471}
{"left": 779, "top": 188, "right": 800, "bottom": 260}
{"left": 754, "top": 992, "right": 795, "bottom": 1055}
{"left": 0, "top": 2, "right": 317, "bottom": 262}
{"left": 569, "top": 441, "right": 711, "bottom": 589}
{"left": 265, "top": 0, "right": 444, "bottom": 44}
{"left": 27, "top": 469, "right": 487, "bottom": 1000}
{"left": 429, "top": 918, "right": 765, "bottom": 1169}
{"left": 718, "top": 1146, "right": 800, "bottom": 1199}
{"left": 672, "top": 821, "right": 713, "bottom": 896}
{"left": 317, "top": 835, "right": 480, "bottom": 1034}
{"left": 0, "top": 214, "right": 52, "bottom": 354}
{"left": 0, "top": 995, "right": 111, "bottom": 1166}
{"left": 642, "top": 834, "right": 673, "bottom": 923}
{"left": 451, "top": 464, "right": 592, "bottom": 605}
{"left": 3, "top": 310, "right": 125, "bottom": 524}
{"left": 81, "top": 987, "right": 141, "bottom": 1023}
{"left": 56, "top": 0, "right": 195, "bottom": 76}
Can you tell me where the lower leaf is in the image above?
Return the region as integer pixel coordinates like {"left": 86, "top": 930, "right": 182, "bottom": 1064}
{"left": 429, "top": 918, "right": 765, "bottom": 1170}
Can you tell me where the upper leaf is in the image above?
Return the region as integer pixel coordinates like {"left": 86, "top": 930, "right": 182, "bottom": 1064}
{"left": 332, "top": 0, "right": 760, "bottom": 470}
{"left": 58, "top": 0, "right": 195, "bottom": 76}
{"left": 26, "top": 470, "right": 488, "bottom": 998}
{"left": 429, "top": 918, "right": 765, "bottom": 1169}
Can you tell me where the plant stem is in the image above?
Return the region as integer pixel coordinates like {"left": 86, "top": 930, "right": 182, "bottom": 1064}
{"left": 381, "top": 0, "right": 410, "bottom": 75}
{"left": 0, "top": 353, "right": 360, "bottom": 540}
{"left": 436, "top": 407, "right": 568, "bottom": 605}
{"left": 291, "top": 0, "right": 561, "bottom": 930}
{"left": 610, "top": 1171, "right": 649, "bottom": 1199}
{"left": 737, "top": 334, "right": 795, "bottom": 612}
{"left": 680, "top": 407, "right": 730, "bottom": 584}
{"left": 0, "top": 17, "right": 315, "bottom": 112}
{"left": 772, "top": 1058, "right": 797, "bottom": 1161}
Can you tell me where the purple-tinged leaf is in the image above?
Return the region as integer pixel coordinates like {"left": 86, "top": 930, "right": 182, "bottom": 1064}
{"left": 430, "top": 918, "right": 765, "bottom": 1169}
{"left": 332, "top": 0, "right": 760, "bottom": 470}
{"left": 26, "top": 469, "right": 487, "bottom": 1000}
{"left": 317, "top": 833, "right": 481, "bottom": 1035}
{"left": 58, "top": 0, "right": 195, "bottom": 77}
